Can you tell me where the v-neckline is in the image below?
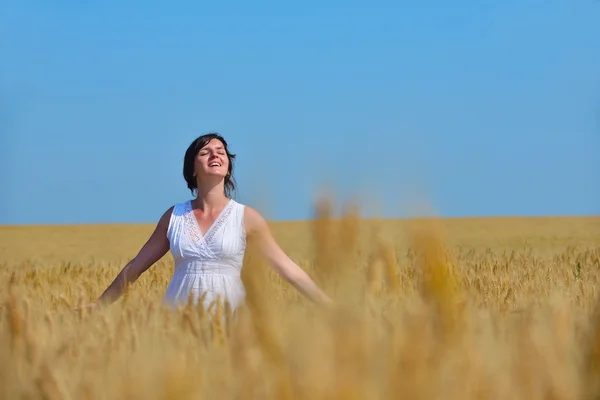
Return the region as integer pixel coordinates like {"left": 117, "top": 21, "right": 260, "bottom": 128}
{"left": 187, "top": 198, "right": 233, "bottom": 240}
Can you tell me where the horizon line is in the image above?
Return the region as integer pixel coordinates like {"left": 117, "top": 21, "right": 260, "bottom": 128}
{"left": 1, "top": 213, "right": 599, "bottom": 228}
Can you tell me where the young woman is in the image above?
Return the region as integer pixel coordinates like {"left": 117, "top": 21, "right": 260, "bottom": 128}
{"left": 85, "top": 133, "right": 334, "bottom": 311}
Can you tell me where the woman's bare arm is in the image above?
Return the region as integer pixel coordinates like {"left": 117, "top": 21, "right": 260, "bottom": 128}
{"left": 91, "top": 206, "right": 173, "bottom": 306}
{"left": 243, "top": 206, "right": 335, "bottom": 308}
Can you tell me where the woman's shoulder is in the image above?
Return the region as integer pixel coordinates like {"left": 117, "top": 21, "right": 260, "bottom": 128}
{"left": 161, "top": 201, "right": 188, "bottom": 218}
{"left": 156, "top": 200, "right": 192, "bottom": 224}
{"left": 240, "top": 204, "right": 269, "bottom": 235}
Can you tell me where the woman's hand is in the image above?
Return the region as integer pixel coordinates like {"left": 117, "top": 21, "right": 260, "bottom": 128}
{"left": 243, "top": 206, "right": 335, "bottom": 309}
{"left": 93, "top": 206, "right": 173, "bottom": 306}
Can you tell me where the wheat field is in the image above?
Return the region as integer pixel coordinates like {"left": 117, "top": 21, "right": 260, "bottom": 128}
{"left": 1, "top": 201, "right": 600, "bottom": 399}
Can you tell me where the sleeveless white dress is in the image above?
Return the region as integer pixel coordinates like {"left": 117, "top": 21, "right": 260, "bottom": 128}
{"left": 162, "top": 198, "right": 247, "bottom": 311}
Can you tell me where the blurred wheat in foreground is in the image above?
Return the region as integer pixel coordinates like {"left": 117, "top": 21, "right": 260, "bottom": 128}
{"left": 1, "top": 200, "right": 600, "bottom": 399}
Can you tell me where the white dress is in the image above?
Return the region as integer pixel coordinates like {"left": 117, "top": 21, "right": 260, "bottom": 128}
{"left": 162, "top": 198, "right": 247, "bottom": 311}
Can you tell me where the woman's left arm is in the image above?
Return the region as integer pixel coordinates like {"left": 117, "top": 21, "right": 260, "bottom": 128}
{"left": 243, "top": 206, "right": 335, "bottom": 308}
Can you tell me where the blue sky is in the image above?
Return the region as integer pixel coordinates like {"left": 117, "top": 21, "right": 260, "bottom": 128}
{"left": 1, "top": 0, "right": 599, "bottom": 225}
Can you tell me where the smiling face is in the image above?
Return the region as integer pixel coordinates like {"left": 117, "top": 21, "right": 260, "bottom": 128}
{"left": 183, "top": 133, "right": 237, "bottom": 197}
{"left": 194, "top": 138, "right": 230, "bottom": 181}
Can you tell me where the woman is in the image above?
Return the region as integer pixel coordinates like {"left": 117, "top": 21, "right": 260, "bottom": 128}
{"left": 84, "top": 132, "right": 334, "bottom": 311}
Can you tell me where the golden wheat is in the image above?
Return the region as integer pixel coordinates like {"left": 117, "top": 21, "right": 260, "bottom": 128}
{"left": 1, "top": 203, "right": 600, "bottom": 399}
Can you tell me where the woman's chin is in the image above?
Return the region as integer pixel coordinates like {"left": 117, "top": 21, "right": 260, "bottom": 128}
{"left": 202, "top": 172, "right": 227, "bottom": 180}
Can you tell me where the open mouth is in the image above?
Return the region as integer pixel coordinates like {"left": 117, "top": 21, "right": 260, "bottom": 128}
{"left": 209, "top": 162, "right": 221, "bottom": 167}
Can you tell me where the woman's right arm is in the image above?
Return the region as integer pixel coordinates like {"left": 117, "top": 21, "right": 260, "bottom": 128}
{"left": 87, "top": 206, "right": 174, "bottom": 307}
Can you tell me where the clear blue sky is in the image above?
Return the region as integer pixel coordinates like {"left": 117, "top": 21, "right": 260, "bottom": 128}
{"left": 1, "top": 0, "right": 599, "bottom": 225}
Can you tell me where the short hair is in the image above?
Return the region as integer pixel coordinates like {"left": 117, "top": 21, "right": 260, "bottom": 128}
{"left": 182, "top": 132, "right": 237, "bottom": 197}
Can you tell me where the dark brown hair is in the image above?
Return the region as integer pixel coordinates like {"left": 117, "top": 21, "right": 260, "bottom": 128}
{"left": 183, "top": 132, "right": 237, "bottom": 197}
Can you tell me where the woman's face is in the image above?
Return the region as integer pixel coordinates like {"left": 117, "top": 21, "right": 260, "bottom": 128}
{"left": 193, "top": 138, "right": 230, "bottom": 182}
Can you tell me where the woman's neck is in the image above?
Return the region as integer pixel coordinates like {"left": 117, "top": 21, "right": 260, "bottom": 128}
{"left": 194, "top": 183, "right": 229, "bottom": 211}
